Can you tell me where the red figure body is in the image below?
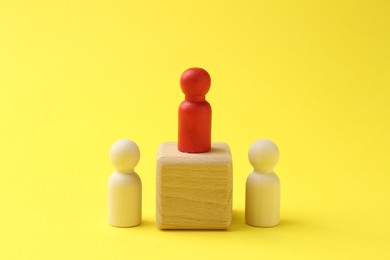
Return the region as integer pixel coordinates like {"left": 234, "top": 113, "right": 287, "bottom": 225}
{"left": 178, "top": 68, "right": 212, "bottom": 153}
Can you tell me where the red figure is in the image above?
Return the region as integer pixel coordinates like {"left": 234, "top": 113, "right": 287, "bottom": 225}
{"left": 178, "top": 68, "right": 212, "bottom": 153}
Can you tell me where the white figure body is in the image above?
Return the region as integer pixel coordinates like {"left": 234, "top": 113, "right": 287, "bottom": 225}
{"left": 108, "top": 139, "right": 141, "bottom": 227}
{"left": 245, "top": 139, "right": 280, "bottom": 227}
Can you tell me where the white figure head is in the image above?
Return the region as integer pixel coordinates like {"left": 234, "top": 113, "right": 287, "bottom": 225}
{"left": 248, "top": 139, "right": 279, "bottom": 173}
{"left": 110, "top": 139, "right": 140, "bottom": 174}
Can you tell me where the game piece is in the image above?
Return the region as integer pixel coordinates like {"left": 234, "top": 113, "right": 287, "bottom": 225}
{"left": 156, "top": 142, "right": 232, "bottom": 229}
{"left": 245, "top": 139, "right": 280, "bottom": 227}
{"left": 178, "top": 67, "right": 212, "bottom": 153}
{"left": 108, "top": 139, "right": 142, "bottom": 227}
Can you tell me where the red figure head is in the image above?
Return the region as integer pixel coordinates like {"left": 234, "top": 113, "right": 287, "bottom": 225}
{"left": 180, "top": 68, "right": 211, "bottom": 101}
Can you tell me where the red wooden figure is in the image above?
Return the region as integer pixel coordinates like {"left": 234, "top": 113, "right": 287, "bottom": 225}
{"left": 178, "top": 68, "right": 212, "bottom": 153}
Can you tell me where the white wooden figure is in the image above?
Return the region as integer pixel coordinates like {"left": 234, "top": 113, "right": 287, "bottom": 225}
{"left": 245, "top": 139, "right": 280, "bottom": 227}
{"left": 108, "top": 139, "right": 141, "bottom": 227}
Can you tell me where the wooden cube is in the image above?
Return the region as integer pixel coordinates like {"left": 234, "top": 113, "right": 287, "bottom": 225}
{"left": 156, "top": 142, "right": 232, "bottom": 229}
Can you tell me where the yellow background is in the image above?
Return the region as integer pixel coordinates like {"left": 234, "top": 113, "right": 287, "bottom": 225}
{"left": 1, "top": 0, "right": 389, "bottom": 259}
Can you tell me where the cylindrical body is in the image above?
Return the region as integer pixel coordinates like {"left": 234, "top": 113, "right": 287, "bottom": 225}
{"left": 108, "top": 171, "right": 142, "bottom": 227}
{"left": 245, "top": 171, "right": 280, "bottom": 227}
{"left": 178, "top": 99, "right": 212, "bottom": 153}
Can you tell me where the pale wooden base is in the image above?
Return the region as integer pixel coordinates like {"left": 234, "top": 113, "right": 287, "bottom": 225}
{"left": 156, "top": 142, "right": 232, "bottom": 229}
{"left": 108, "top": 171, "right": 142, "bottom": 227}
{"left": 245, "top": 172, "right": 280, "bottom": 227}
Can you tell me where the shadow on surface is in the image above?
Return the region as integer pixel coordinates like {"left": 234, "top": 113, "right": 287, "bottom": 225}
{"left": 227, "top": 209, "right": 246, "bottom": 231}
{"left": 228, "top": 210, "right": 302, "bottom": 232}
{"left": 140, "top": 218, "right": 156, "bottom": 227}
{"left": 133, "top": 211, "right": 302, "bottom": 232}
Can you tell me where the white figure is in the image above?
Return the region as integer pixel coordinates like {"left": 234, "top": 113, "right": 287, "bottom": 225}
{"left": 245, "top": 139, "right": 280, "bottom": 227}
{"left": 108, "top": 139, "right": 141, "bottom": 227}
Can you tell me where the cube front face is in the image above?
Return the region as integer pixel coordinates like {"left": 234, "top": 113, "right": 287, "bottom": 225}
{"left": 156, "top": 142, "right": 232, "bottom": 229}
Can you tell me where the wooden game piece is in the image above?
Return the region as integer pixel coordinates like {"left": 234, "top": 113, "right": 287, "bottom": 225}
{"left": 245, "top": 139, "right": 280, "bottom": 227}
{"left": 108, "top": 139, "right": 142, "bottom": 227}
{"left": 178, "top": 67, "right": 212, "bottom": 153}
{"left": 156, "top": 142, "right": 232, "bottom": 229}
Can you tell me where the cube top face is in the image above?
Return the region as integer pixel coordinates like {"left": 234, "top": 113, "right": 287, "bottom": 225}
{"left": 157, "top": 142, "right": 232, "bottom": 165}
{"left": 156, "top": 142, "right": 233, "bottom": 230}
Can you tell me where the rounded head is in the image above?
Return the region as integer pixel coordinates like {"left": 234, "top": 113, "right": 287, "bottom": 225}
{"left": 248, "top": 139, "right": 279, "bottom": 173}
{"left": 180, "top": 68, "right": 211, "bottom": 99}
{"left": 109, "top": 139, "right": 140, "bottom": 173}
